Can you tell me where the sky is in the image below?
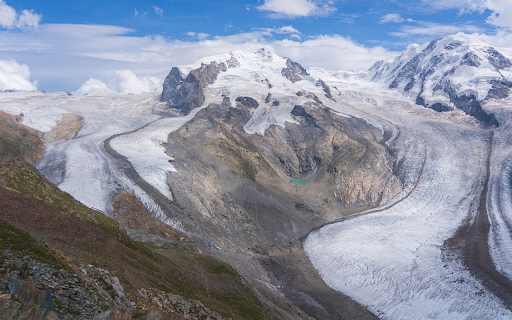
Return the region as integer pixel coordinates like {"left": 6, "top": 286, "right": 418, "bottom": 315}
{"left": 0, "top": 0, "right": 510, "bottom": 93}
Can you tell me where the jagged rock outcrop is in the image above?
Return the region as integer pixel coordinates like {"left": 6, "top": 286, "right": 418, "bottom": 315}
{"left": 281, "top": 58, "right": 309, "bottom": 83}
{"left": 161, "top": 61, "right": 228, "bottom": 114}
{"left": 112, "top": 190, "right": 193, "bottom": 244}
{"left": 42, "top": 114, "right": 83, "bottom": 144}
{"left": 0, "top": 280, "right": 59, "bottom": 320}
{"left": 315, "top": 79, "right": 335, "bottom": 101}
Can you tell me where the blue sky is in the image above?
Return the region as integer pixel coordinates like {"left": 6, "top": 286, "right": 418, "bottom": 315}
{"left": 0, "top": 0, "right": 510, "bottom": 92}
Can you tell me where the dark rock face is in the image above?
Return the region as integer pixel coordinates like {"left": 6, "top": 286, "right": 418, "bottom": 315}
{"left": 417, "top": 85, "right": 500, "bottom": 126}
{"left": 316, "top": 79, "right": 335, "bottom": 101}
{"left": 161, "top": 61, "right": 227, "bottom": 115}
{"left": 461, "top": 52, "right": 481, "bottom": 67}
{"left": 487, "top": 80, "right": 512, "bottom": 100}
{"left": 1, "top": 279, "right": 60, "bottom": 320}
{"left": 443, "top": 85, "right": 499, "bottom": 126}
{"left": 452, "top": 94, "right": 499, "bottom": 126}
{"left": 485, "top": 47, "right": 512, "bottom": 70}
{"left": 281, "top": 58, "right": 309, "bottom": 83}
{"left": 235, "top": 96, "right": 259, "bottom": 110}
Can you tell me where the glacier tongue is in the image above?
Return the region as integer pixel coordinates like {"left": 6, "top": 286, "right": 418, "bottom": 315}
{"left": 305, "top": 122, "right": 510, "bottom": 319}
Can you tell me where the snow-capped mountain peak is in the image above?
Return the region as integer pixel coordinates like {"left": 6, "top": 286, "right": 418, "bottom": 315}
{"left": 368, "top": 33, "right": 512, "bottom": 126}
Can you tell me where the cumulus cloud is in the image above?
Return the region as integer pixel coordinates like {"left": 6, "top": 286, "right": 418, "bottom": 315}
{"left": 0, "top": 59, "right": 37, "bottom": 91}
{"left": 74, "top": 78, "right": 112, "bottom": 96}
{"left": 420, "top": 0, "right": 512, "bottom": 31}
{"left": 74, "top": 70, "right": 161, "bottom": 96}
{"left": 257, "top": 0, "right": 336, "bottom": 18}
{"left": 0, "top": 1, "right": 16, "bottom": 28}
{"left": 389, "top": 22, "right": 482, "bottom": 39}
{"left": 271, "top": 35, "right": 395, "bottom": 71}
{"left": 109, "top": 70, "right": 161, "bottom": 94}
{"left": 153, "top": 6, "right": 164, "bottom": 17}
{"left": 186, "top": 32, "right": 210, "bottom": 40}
{"left": 472, "top": 30, "right": 512, "bottom": 51}
{"left": 380, "top": 13, "right": 404, "bottom": 24}
{"left": 0, "top": 1, "right": 40, "bottom": 30}
{"left": 485, "top": 0, "right": 512, "bottom": 31}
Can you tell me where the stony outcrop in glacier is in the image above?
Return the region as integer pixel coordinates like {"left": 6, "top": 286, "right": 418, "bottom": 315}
{"left": 368, "top": 33, "right": 512, "bottom": 126}
{"left": 161, "top": 60, "right": 233, "bottom": 114}
{"left": 281, "top": 58, "right": 309, "bottom": 83}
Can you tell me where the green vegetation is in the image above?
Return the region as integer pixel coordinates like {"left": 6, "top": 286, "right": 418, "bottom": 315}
{"left": 0, "top": 218, "right": 67, "bottom": 271}
{"left": 153, "top": 248, "right": 268, "bottom": 320}
{"left": 0, "top": 157, "right": 158, "bottom": 261}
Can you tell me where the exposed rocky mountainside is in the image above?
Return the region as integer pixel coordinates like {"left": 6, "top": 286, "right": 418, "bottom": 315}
{"left": 367, "top": 33, "right": 512, "bottom": 126}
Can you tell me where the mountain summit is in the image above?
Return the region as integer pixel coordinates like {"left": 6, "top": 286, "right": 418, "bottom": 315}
{"left": 368, "top": 33, "right": 512, "bottom": 126}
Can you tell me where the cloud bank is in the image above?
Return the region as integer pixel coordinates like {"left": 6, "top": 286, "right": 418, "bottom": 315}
{"left": 0, "top": 59, "right": 37, "bottom": 91}
{"left": 257, "top": 0, "right": 336, "bottom": 18}
{"left": 75, "top": 70, "right": 161, "bottom": 95}
{"left": 0, "top": 0, "right": 41, "bottom": 30}
{"left": 420, "top": 0, "right": 512, "bottom": 31}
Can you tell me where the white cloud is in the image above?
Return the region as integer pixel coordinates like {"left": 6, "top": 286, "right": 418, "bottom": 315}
{"left": 0, "top": 1, "right": 16, "bottom": 28}
{"left": 197, "top": 33, "right": 209, "bottom": 40}
{"left": 186, "top": 32, "right": 210, "bottom": 40}
{"left": 0, "top": 1, "right": 40, "bottom": 30}
{"left": 275, "top": 25, "right": 301, "bottom": 34}
{"left": 472, "top": 30, "right": 512, "bottom": 51}
{"left": 134, "top": 8, "right": 139, "bottom": 17}
{"left": 74, "top": 70, "right": 161, "bottom": 95}
{"left": 109, "top": 70, "right": 161, "bottom": 94}
{"left": 270, "top": 35, "right": 395, "bottom": 71}
{"left": 380, "top": 13, "right": 405, "bottom": 24}
{"left": 74, "top": 78, "right": 112, "bottom": 96}
{"left": 421, "top": 0, "right": 512, "bottom": 31}
{"left": 485, "top": 0, "right": 512, "bottom": 31}
{"left": 420, "top": 0, "right": 487, "bottom": 13}
{"left": 153, "top": 6, "right": 164, "bottom": 17}
{"left": 257, "top": 0, "right": 336, "bottom": 18}
{"left": 16, "top": 10, "right": 41, "bottom": 30}
{"left": 389, "top": 22, "right": 482, "bottom": 38}
{"left": 0, "top": 59, "right": 37, "bottom": 91}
